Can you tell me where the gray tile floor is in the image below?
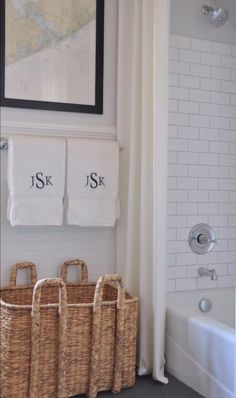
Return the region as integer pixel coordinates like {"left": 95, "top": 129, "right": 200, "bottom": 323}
{"left": 75, "top": 373, "right": 204, "bottom": 397}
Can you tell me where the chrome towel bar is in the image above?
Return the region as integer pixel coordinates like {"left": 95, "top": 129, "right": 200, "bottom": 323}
{"left": 0, "top": 137, "right": 123, "bottom": 151}
{"left": 0, "top": 137, "right": 8, "bottom": 150}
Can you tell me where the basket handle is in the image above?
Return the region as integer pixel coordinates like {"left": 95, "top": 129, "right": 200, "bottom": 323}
{"left": 9, "top": 262, "right": 37, "bottom": 287}
{"left": 30, "top": 278, "right": 67, "bottom": 398}
{"left": 88, "top": 274, "right": 125, "bottom": 398}
{"left": 61, "top": 259, "right": 88, "bottom": 284}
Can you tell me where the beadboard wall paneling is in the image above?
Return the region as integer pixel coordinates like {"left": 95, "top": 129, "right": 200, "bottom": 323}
{"left": 167, "top": 35, "right": 236, "bottom": 292}
{"left": 1, "top": 124, "right": 117, "bottom": 286}
{"left": 0, "top": 0, "right": 118, "bottom": 287}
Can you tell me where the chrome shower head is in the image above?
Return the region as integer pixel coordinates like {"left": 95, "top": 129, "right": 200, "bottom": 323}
{"left": 202, "top": 5, "right": 229, "bottom": 26}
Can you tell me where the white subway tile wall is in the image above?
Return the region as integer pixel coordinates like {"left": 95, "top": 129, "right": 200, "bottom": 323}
{"left": 168, "top": 35, "right": 236, "bottom": 292}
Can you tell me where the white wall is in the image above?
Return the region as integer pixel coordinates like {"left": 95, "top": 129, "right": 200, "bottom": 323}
{"left": 170, "top": 0, "right": 236, "bottom": 45}
{"left": 167, "top": 34, "right": 236, "bottom": 292}
{"left": 0, "top": 0, "right": 118, "bottom": 286}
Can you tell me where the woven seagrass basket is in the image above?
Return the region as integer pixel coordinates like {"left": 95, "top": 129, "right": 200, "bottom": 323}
{"left": 0, "top": 261, "right": 138, "bottom": 398}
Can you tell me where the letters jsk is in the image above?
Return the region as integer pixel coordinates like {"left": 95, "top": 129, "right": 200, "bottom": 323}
{"left": 30, "top": 172, "right": 53, "bottom": 189}
{"left": 85, "top": 172, "right": 105, "bottom": 189}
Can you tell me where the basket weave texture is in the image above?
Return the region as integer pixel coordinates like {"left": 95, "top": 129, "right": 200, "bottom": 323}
{"left": 0, "top": 261, "right": 138, "bottom": 398}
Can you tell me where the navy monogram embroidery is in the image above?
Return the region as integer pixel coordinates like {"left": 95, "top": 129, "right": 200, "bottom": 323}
{"left": 85, "top": 172, "right": 105, "bottom": 189}
{"left": 30, "top": 172, "right": 53, "bottom": 189}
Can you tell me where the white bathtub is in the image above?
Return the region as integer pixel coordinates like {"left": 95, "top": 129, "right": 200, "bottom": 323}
{"left": 165, "top": 288, "right": 235, "bottom": 398}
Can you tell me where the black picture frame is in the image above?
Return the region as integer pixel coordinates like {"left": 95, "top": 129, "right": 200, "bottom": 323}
{"left": 0, "top": 0, "right": 104, "bottom": 114}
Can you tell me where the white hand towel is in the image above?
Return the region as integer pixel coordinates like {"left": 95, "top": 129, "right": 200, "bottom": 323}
{"left": 8, "top": 135, "right": 66, "bottom": 226}
{"left": 67, "top": 139, "right": 120, "bottom": 227}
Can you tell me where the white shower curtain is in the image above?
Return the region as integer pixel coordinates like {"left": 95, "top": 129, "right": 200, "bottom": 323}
{"left": 116, "top": 0, "right": 170, "bottom": 383}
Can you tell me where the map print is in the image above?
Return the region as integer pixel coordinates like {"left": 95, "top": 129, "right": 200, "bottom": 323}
{"left": 5, "top": 0, "right": 97, "bottom": 105}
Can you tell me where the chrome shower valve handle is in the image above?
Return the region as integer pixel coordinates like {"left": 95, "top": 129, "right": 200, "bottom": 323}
{"left": 189, "top": 224, "right": 219, "bottom": 255}
{"left": 193, "top": 234, "right": 219, "bottom": 245}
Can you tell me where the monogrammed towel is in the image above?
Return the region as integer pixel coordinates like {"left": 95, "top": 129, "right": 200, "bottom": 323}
{"left": 67, "top": 139, "right": 120, "bottom": 227}
{"left": 8, "top": 135, "right": 66, "bottom": 226}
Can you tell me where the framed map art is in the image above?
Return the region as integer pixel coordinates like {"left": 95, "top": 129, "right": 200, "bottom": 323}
{"left": 0, "top": 0, "right": 104, "bottom": 113}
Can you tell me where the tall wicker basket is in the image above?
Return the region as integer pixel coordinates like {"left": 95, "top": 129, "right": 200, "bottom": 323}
{"left": 0, "top": 262, "right": 138, "bottom": 398}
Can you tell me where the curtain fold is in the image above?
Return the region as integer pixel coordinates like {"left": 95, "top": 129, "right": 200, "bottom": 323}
{"left": 116, "top": 0, "right": 170, "bottom": 383}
